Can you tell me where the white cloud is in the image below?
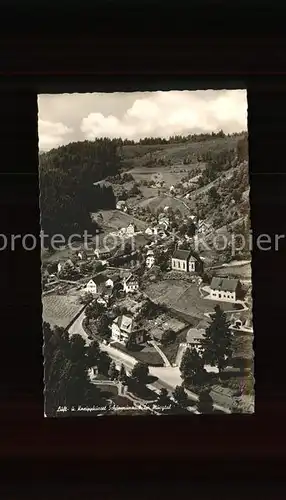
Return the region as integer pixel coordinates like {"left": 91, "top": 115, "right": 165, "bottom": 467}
{"left": 38, "top": 119, "right": 73, "bottom": 151}
{"left": 80, "top": 90, "right": 247, "bottom": 141}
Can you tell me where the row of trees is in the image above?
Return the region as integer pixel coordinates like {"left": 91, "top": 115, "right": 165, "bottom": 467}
{"left": 117, "top": 130, "right": 238, "bottom": 146}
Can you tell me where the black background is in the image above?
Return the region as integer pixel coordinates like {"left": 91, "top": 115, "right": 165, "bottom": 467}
{"left": 1, "top": 0, "right": 286, "bottom": 495}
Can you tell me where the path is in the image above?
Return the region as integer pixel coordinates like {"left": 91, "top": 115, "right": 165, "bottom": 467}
{"left": 148, "top": 340, "right": 171, "bottom": 367}
{"left": 173, "top": 196, "right": 191, "bottom": 213}
{"left": 68, "top": 309, "right": 91, "bottom": 345}
{"left": 69, "top": 311, "right": 232, "bottom": 413}
{"left": 174, "top": 343, "right": 186, "bottom": 367}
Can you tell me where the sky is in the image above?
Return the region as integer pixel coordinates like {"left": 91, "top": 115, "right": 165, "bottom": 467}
{"left": 38, "top": 89, "right": 247, "bottom": 151}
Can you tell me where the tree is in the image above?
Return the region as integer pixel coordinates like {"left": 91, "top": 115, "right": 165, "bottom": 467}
{"left": 80, "top": 292, "right": 94, "bottom": 305}
{"left": 108, "top": 361, "right": 118, "bottom": 380}
{"left": 232, "top": 189, "right": 242, "bottom": 203}
{"left": 43, "top": 322, "right": 107, "bottom": 416}
{"left": 86, "top": 340, "right": 101, "bottom": 368}
{"left": 118, "top": 364, "right": 128, "bottom": 384}
{"left": 208, "top": 186, "right": 220, "bottom": 204}
{"left": 186, "top": 221, "right": 196, "bottom": 237}
{"left": 178, "top": 223, "right": 187, "bottom": 236}
{"left": 157, "top": 388, "right": 170, "bottom": 407}
{"left": 85, "top": 302, "right": 101, "bottom": 324}
{"left": 97, "top": 313, "right": 111, "bottom": 341}
{"left": 39, "top": 138, "right": 120, "bottom": 242}
{"left": 172, "top": 385, "right": 188, "bottom": 407}
{"left": 124, "top": 242, "right": 132, "bottom": 255}
{"left": 68, "top": 334, "right": 87, "bottom": 364}
{"left": 237, "top": 135, "right": 248, "bottom": 162}
{"left": 180, "top": 347, "right": 205, "bottom": 384}
{"left": 97, "top": 351, "right": 112, "bottom": 376}
{"left": 197, "top": 389, "right": 214, "bottom": 413}
{"left": 161, "top": 329, "right": 176, "bottom": 346}
{"left": 201, "top": 305, "right": 233, "bottom": 376}
{"left": 131, "top": 362, "right": 149, "bottom": 385}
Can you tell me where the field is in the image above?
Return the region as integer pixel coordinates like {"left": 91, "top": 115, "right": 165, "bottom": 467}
{"left": 42, "top": 293, "right": 84, "bottom": 329}
{"left": 160, "top": 329, "right": 189, "bottom": 365}
{"left": 41, "top": 245, "right": 78, "bottom": 264}
{"left": 214, "top": 263, "right": 251, "bottom": 279}
{"left": 127, "top": 164, "right": 197, "bottom": 189}
{"left": 136, "top": 195, "right": 192, "bottom": 217}
{"left": 145, "top": 279, "right": 238, "bottom": 321}
{"left": 93, "top": 209, "right": 147, "bottom": 232}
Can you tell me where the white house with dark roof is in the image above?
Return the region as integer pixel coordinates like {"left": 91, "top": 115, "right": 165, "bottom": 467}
{"left": 94, "top": 248, "right": 111, "bottom": 260}
{"left": 111, "top": 314, "right": 145, "bottom": 346}
{"left": 146, "top": 249, "right": 155, "bottom": 269}
{"left": 84, "top": 278, "right": 98, "bottom": 296}
{"left": 105, "top": 278, "right": 114, "bottom": 288}
{"left": 116, "top": 200, "right": 127, "bottom": 211}
{"left": 171, "top": 249, "right": 202, "bottom": 273}
{"left": 209, "top": 277, "right": 242, "bottom": 303}
{"left": 123, "top": 274, "right": 139, "bottom": 293}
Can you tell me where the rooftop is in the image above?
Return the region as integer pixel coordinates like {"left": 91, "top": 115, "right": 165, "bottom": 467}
{"left": 115, "top": 314, "right": 133, "bottom": 333}
{"left": 210, "top": 277, "right": 239, "bottom": 292}
{"left": 172, "top": 249, "right": 192, "bottom": 261}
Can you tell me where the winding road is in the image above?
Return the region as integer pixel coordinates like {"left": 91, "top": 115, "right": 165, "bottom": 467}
{"left": 68, "top": 310, "right": 231, "bottom": 413}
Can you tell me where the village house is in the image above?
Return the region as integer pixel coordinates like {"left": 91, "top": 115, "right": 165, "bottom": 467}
{"left": 57, "top": 258, "right": 76, "bottom": 275}
{"left": 146, "top": 249, "right": 155, "bottom": 269}
{"left": 171, "top": 249, "right": 203, "bottom": 273}
{"left": 105, "top": 278, "right": 114, "bottom": 288}
{"left": 100, "top": 286, "right": 113, "bottom": 306}
{"left": 118, "top": 223, "right": 136, "bottom": 237}
{"left": 116, "top": 200, "right": 127, "bottom": 211}
{"left": 209, "top": 277, "right": 242, "bottom": 303}
{"left": 111, "top": 314, "right": 145, "bottom": 346}
{"left": 76, "top": 248, "right": 96, "bottom": 260}
{"left": 145, "top": 227, "right": 153, "bottom": 236}
{"left": 197, "top": 220, "right": 212, "bottom": 235}
{"left": 123, "top": 274, "right": 139, "bottom": 293}
{"left": 126, "top": 223, "right": 136, "bottom": 236}
{"left": 84, "top": 278, "right": 98, "bottom": 296}
{"left": 94, "top": 248, "right": 111, "bottom": 260}
{"left": 158, "top": 217, "right": 169, "bottom": 231}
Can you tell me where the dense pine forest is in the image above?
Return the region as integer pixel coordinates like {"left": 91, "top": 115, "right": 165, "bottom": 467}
{"left": 39, "top": 138, "right": 121, "bottom": 241}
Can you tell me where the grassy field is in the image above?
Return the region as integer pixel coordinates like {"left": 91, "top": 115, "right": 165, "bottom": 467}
{"left": 145, "top": 279, "right": 237, "bottom": 321}
{"left": 42, "top": 293, "right": 84, "bottom": 329}
{"left": 214, "top": 263, "right": 251, "bottom": 279}
{"left": 160, "top": 328, "right": 189, "bottom": 365}
{"left": 93, "top": 209, "right": 148, "bottom": 232}
{"left": 136, "top": 194, "right": 192, "bottom": 217}
{"left": 127, "top": 164, "right": 196, "bottom": 188}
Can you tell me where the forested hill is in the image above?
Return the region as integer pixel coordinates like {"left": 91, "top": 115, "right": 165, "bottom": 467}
{"left": 39, "top": 139, "right": 121, "bottom": 241}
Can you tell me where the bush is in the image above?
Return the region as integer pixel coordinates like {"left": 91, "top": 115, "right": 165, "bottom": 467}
{"left": 161, "top": 329, "right": 176, "bottom": 346}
